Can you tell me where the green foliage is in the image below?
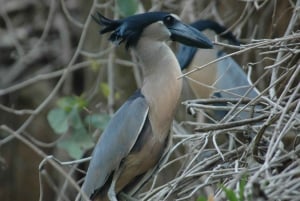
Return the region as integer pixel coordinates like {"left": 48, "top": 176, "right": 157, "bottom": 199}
{"left": 90, "top": 59, "right": 101, "bottom": 71}
{"left": 116, "top": 0, "right": 139, "bottom": 17}
{"left": 220, "top": 175, "right": 247, "bottom": 201}
{"left": 100, "top": 83, "right": 110, "bottom": 98}
{"left": 57, "top": 122, "right": 94, "bottom": 159}
{"left": 57, "top": 96, "right": 87, "bottom": 112}
{"left": 239, "top": 175, "right": 246, "bottom": 201}
{"left": 47, "top": 96, "right": 110, "bottom": 159}
{"left": 99, "top": 82, "right": 121, "bottom": 100}
{"left": 197, "top": 175, "right": 247, "bottom": 201}
{"left": 47, "top": 109, "right": 68, "bottom": 134}
{"left": 222, "top": 187, "right": 239, "bottom": 201}
{"left": 85, "top": 114, "right": 110, "bottom": 130}
{"left": 197, "top": 196, "right": 208, "bottom": 201}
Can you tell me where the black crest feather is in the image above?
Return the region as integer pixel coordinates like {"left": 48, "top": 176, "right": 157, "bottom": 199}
{"left": 92, "top": 12, "right": 121, "bottom": 33}
{"left": 92, "top": 12, "right": 170, "bottom": 49}
{"left": 191, "top": 20, "right": 240, "bottom": 45}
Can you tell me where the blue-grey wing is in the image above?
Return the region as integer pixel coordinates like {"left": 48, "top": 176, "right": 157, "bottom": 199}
{"left": 215, "top": 51, "right": 259, "bottom": 99}
{"left": 81, "top": 90, "right": 149, "bottom": 198}
{"left": 213, "top": 51, "right": 261, "bottom": 120}
{"left": 176, "top": 45, "right": 198, "bottom": 70}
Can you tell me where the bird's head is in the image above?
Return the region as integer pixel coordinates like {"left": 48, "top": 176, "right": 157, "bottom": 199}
{"left": 92, "top": 12, "right": 213, "bottom": 49}
{"left": 177, "top": 19, "right": 240, "bottom": 70}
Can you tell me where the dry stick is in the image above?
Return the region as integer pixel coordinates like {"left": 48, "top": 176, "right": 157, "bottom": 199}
{"left": 266, "top": 74, "right": 300, "bottom": 161}
{"left": 56, "top": 165, "right": 79, "bottom": 201}
{"left": 268, "top": 150, "right": 300, "bottom": 184}
{"left": 269, "top": 0, "right": 300, "bottom": 98}
{"left": 0, "top": 104, "right": 34, "bottom": 115}
{"left": 177, "top": 6, "right": 298, "bottom": 201}
{"left": 0, "top": 135, "right": 15, "bottom": 147}
{"left": 86, "top": 66, "right": 104, "bottom": 102}
{"left": 1, "top": 1, "right": 98, "bottom": 200}
{"left": 125, "top": 103, "right": 191, "bottom": 199}
{"left": 224, "top": 1, "right": 253, "bottom": 35}
{"left": 260, "top": 65, "right": 300, "bottom": 163}
{"left": 0, "top": 8, "right": 24, "bottom": 56}
{"left": 24, "top": 131, "right": 66, "bottom": 148}
{"left": 0, "top": 61, "right": 102, "bottom": 148}
{"left": 264, "top": 52, "right": 293, "bottom": 69}
{"left": 179, "top": 33, "right": 300, "bottom": 79}
{"left": 107, "top": 9, "right": 119, "bottom": 115}
{"left": 147, "top": 140, "right": 242, "bottom": 199}
{"left": 179, "top": 141, "right": 213, "bottom": 200}
{"left": 131, "top": 131, "right": 185, "bottom": 199}
{"left": 253, "top": 0, "right": 270, "bottom": 10}
{"left": 188, "top": 104, "right": 257, "bottom": 114}
{"left": 160, "top": 146, "right": 247, "bottom": 200}
{"left": 107, "top": 47, "right": 116, "bottom": 115}
{"left": 162, "top": 137, "right": 210, "bottom": 200}
{"left": 39, "top": 169, "right": 71, "bottom": 201}
{"left": 183, "top": 66, "right": 273, "bottom": 105}
{"left": 60, "top": 0, "right": 84, "bottom": 28}
{"left": 55, "top": 11, "right": 73, "bottom": 65}
{"left": 187, "top": 146, "right": 247, "bottom": 175}
{"left": 2, "top": 0, "right": 57, "bottom": 87}
{"left": 191, "top": 66, "right": 294, "bottom": 133}
{"left": 260, "top": 45, "right": 300, "bottom": 55}
{"left": 0, "top": 60, "right": 106, "bottom": 96}
{"left": 268, "top": 176, "right": 300, "bottom": 199}
{"left": 184, "top": 71, "right": 266, "bottom": 123}
{"left": 0, "top": 125, "right": 87, "bottom": 201}
{"left": 272, "top": 64, "right": 299, "bottom": 116}
{"left": 181, "top": 43, "right": 292, "bottom": 125}
{"left": 47, "top": 170, "right": 72, "bottom": 201}
{"left": 184, "top": 98, "right": 266, "bottom": 113}
{"left": 252, "top": 100, "right": 299, "bottom": 163}
{"left": 212, "top": 133, "right": 225, "bottom": 160}
{"left": 185, "top": 97, "right": 257, "bottom": 105}
{"left": 253, "top": 66, "right": 296, "bottom": 110}
{"left": 219, "top": 68, "right": 270, "bottom": 123}
{"left": 195, "top": 114, "right": 268, "bottom": 132}
{"left": 80, "top": 45, "right": 115, "bottom": 58}
{"left": 0, "top": 61, "right": 104, "bottom": 146}
{"left": 95, "top": 0, "right": 114, "bottom": 9}
{"left": 138, "top": 139, "right": 199, "bottom": 200}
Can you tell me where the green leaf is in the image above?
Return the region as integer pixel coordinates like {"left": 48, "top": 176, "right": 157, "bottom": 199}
{"left": 100, "top": 83, "right": 110, "bottom": 98}
{"left": 239, "top": 175, "right": 247, "bottom": 201}
{"left": 57, "top": 97, "right": 74, "bottom": 111}
{"left": 47, "top": 108, "right": 69, "bottom": 134}
{"left": 85, "top": 114, "right": 110, "bottom": 130}
{"left": 197, "top": 196, "right": 207, "bottom": 201}
{"left": 116, "top": 0, "right": 138, "bottom": 17}
{"left": 57, "top": 96, "right": 87, "bottom": 111}
{"left": 58, "top": 128, "right": 94, "bottom": 159}
{"left": 115, "top": 91, "right": 121, "bottom": 100}
{"left": 49, "top": 96, "right": 94, "bottom": 159}
{"left": 69, "top": 108, "right": 84, "bottom": 130}
{"left": 90, "top": 59, "right": 100, "bottom": 71}
{"left": 222, "top": 187, "right": 239, "bottom": 201}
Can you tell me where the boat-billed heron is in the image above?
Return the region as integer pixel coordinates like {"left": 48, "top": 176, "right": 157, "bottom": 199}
{"left": 80, "top": 12, "right": 212, "bottom": 201}
{"left": 177, "top": 20, "right": 260, "bottom": 120}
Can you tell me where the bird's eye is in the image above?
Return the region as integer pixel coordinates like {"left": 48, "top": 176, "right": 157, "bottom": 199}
{"left": 163, "top": 15, "right": 175, "bottom": 26}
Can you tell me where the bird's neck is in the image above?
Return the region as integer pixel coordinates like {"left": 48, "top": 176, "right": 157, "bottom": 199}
{"left": 133, "top": 38, "right": 182, "bottom": 141}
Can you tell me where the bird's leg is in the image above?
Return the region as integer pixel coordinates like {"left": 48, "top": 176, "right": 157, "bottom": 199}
{"left": 108, "top": 166, "right": 124, "bottom": 201}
